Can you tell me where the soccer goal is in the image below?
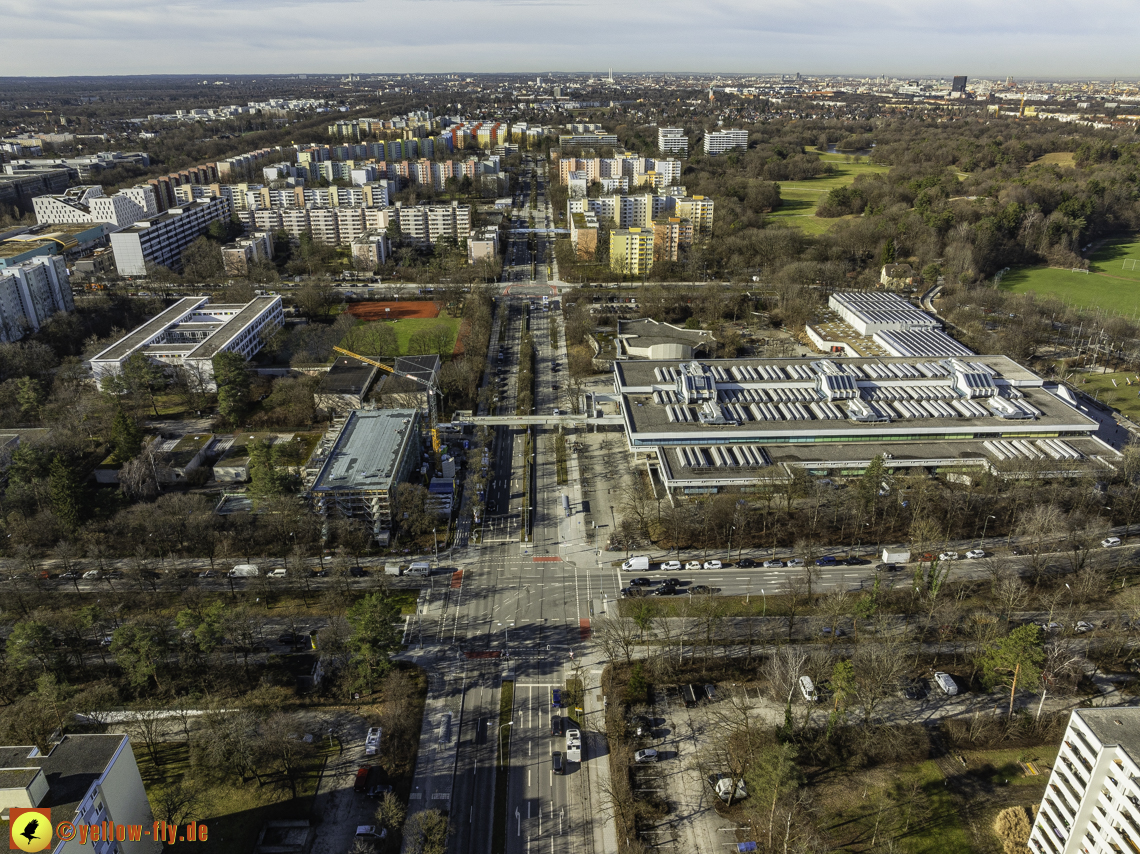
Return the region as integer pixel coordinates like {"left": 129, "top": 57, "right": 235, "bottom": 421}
{"left": 1123, "top": 259, "right": 1139, "bottom": 271}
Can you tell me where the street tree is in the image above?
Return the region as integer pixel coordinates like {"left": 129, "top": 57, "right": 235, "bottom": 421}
{"left": 980, "top": 624, "right": 1046, "bottom": 716}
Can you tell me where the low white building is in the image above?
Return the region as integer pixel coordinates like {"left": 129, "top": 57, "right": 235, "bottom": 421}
{"left": 90, "top": 296, "right": 283, "bottom": 391}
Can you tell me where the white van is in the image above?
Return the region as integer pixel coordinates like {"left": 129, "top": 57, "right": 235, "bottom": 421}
{"left": 799, "top": 675, "right": 818, "bottom": 703}
{"left": 933, "top": 671, "right": 958, "bottom": 696}
{"left": 267, "top": 568, "right": 287, "bottom": 578}
{"left": 407, "top": 562, "right": 432, "bottom": 577}
{"left": 229, "top": 564, "right": 259, "bottom": 578}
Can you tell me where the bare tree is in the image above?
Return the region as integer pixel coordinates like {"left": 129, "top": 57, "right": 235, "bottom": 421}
{"left": 763, "top": 646, "right": 808, "bottom": 733}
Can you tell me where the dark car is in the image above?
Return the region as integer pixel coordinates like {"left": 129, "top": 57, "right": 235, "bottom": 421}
{"left": 704, "top": 684, "right": 717, "bottom": 702}
{"left": 652, "top": 585, "right": 674, "bottom": 596}
{"left": 312, "top": 569, "right": 329, "bottom": 578}
{"left": 875, "top": 563, "right": 898, "bottom": 572}
{"left": 354, "top": 767, "right": 371, "bottom": 794}
{"left": 690, "top": 585, "right": 711, "bottom": 595}
{"left": 366, "top": 766, "right": 392, "bottom": 798}
{"left": 737, "top": 558, "right": 757, "bottom": 568}
{"left": 815, "top": 556, "right": 837, "bottom": 567}
{"left": 630, "top": 577, "right": 652, "bottom": 587}
{"left": 1010, "top": 546, "right": 1025, "bottom": 556}
{"left": 277, "top": 633, "right": 301, "bottom": 646}
{"left": 349, "top": 566, "right": 366, "bottom": 578}
{"left": 552, "top": 751, "right": 564, "bottom": 775}
{"left": 551, "top": 715, "right": 562, "bottom": 737}
{"left": 844, "top": 557, "right": 870, "bottom": 566}
{"left": 664, "top": 578, "right": 681, "bottom": 587}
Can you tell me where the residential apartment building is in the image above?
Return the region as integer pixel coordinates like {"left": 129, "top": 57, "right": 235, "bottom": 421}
{"left": 0, "top": 255, "right": 75, "bottom": 342}
{"left": 1030, "top": 708, "right": 1140, "bottom": 854}
{"left": 610, "top": 227, "right": 654, "bottom": 276}
{"left": 570, "top": 211, "right": 599, "bottom": 260}
{"left": 658, "top": 127, "right": 689, "bottom": 156}
{"left": 673, "top": 195, "right": 715, "bottom": 234}
{"left": 653, "top": 216, "right": 694, "bottom": 262}
{"left": 108, "top": 196, "right": 233, "bottom": 277}
{"left": 396, "top": 201, "right": 471, "bottom": 247}
{"left": 351, "top": 232, "right": 390, "bottom": 268}
{"left": 32, "top": 186, "right": 149, "bottom": 229}
{"left": 220, "top": 231, "right": 273, "bottom": 276}
{"left": 91, "top": 296, "right": 283, "bottom": 391}
{"left": 0, "top": 735, "right": 159, "bottom": 854}
{"left": 559, "top": 131, "right": 618, "bottom": 149}
{"left": 703, "top": 128, "right": 749, "bottom": 155}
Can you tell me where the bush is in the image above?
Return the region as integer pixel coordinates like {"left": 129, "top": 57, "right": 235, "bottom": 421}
{"left": 993, "top": 805, "right": 1033, "bottom": 854}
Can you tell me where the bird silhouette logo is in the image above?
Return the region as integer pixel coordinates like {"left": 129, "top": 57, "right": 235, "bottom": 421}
{"left": 9, "top": 808, "right": 52, "bottom": 852}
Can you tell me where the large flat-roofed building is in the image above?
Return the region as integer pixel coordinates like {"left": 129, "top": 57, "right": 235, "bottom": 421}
{"left": 612, "top": 355, "right": 1114, "bottom": 498}
{"left": 703, "top": 128, "right": 748, "bottom": 155}
{"left": 0, "top": 734, "right": 159, "bottom": 854}
{"left": 108, "top": 196, "right": 232, "bottom": 276}
{"left": 657, "top": 127, "right": 689, "bottom": 156}
{"left": 0, "top": 255, "right": 75, "bottom": 342}
{"left": 829, "top": 292, "right": 938, "bottom": 335}
{"left": 308, "top": 409, "right": 422, "bottom": 544}
{"left": 90, "top": 296, "right": 283, "bottom": 391}
{"left": 32, "top": 185, "right": 149, "bottom": 229}
{"left": 1029, "top": 709, "right": 1140, "bottom": 854}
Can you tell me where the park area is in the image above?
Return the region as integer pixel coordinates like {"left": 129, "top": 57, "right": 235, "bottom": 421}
{"left": 1001, "top": 236, "right": 1140, "bottom": 316}
{"left": 341, "top": 301, "right": 462, "bottom": 357}
{"left": 768, "top": 150, "right": 891, "bottom": 235}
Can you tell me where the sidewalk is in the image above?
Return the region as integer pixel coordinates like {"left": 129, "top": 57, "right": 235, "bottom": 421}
{"left": 581, "top": 651, "right": 618, "bottom": 854}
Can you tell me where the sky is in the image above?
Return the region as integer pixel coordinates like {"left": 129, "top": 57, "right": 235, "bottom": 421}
{"left": 1, "top": 0, "right": 1139, "bottom": 79}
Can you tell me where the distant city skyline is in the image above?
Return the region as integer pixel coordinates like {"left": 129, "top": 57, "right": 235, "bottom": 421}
{"left": 2, "top": 0, "right": 1139, "bottom": 79}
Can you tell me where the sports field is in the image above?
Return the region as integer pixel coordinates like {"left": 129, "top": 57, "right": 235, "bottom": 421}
{"left": 346, "top": 300, "right": 439, "bottom": 320}
{"left": 769, "top": 151, "right": 890, "bottom": 234}
{"left": 339, "top": 316, "right": 462, "bottom": 357}
{"left": 1000, "top": 236, "right": 1140, "bottom": 316}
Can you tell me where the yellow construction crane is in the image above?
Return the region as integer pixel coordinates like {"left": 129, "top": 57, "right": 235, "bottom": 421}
{"left": 333, "top": 346, "right": 442, "bottom": 451}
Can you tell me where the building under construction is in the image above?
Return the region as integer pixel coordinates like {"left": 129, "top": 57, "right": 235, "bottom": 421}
{"left": 308, "top": 408, "right": 422, "bottom": 544}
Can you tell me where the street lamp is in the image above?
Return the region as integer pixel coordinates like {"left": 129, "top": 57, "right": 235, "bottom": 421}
{"left": 980, "top": 515, "right": 996, "bottom": 548}
{"left": 498, "top": 720, "right": 514, "bottom": 766}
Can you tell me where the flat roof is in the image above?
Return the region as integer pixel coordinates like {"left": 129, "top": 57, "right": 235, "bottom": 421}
{"left": 320, "top": 357, "right": 378, "bottom": 396}
{"left": 91, "top": 297, "right": 206, "bottom": 363}
{"left": 615, "top": 356, "right": 1098, "bottom": 443}
{"left": 1074, "top": 709, "right": 1140, "bottom": 760}
{"left": 310, "top": 409, "right": 419, "bottom": 493}
{"left": 186, "top": 296, "right": 280, "bottom": 359}
{"left": 0, "top": 735, "right": 126, "bottom": 828}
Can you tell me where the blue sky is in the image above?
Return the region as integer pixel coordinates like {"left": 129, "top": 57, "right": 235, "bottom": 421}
{"left": 1, "top": 0, "right": 1137, "bottom": 78}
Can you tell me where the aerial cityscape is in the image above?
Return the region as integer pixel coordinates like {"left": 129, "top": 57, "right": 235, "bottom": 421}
{"left": 4, "top": 36, "right": 1140, "bottom": 854}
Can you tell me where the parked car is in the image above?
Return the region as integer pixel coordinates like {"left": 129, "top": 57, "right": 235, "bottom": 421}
{"left": 786, "top": 558, "right": 804, "bottom": 567}
{"left": 1103, "top": 537, "right": 1122, "bottom": 548}
{"left": 1075, "top": 621, "right": 1095, "bottom": 634}
{"left": 633, "top": 748, "right": 659, "bottom": 763}
{"left": 703, "top": 560, "right": 722, "bottom": 570}
{"left": 354, "top": 826, "right": 387, "bottom": 843}
{"left": 633, "top": 715, "right": 651, "bottom": 737}
{"left": 82, "top": 570, "right": 101, "bottom": 580}
{"left": 198, "top": 570, "right": 215, "bottom": 579}
{"left": 844, "top": 557, "right": 870, "bottom": 566}
{"left": 965, "top": 549, "right": 985, "bottom": 559}
{"left": 690, "top": 585, "right": 711, "bottom": 595}
{"left": 353, "top": 767, "right": 371, "bottom": 793}
{"left": 820, "top": 626, "right": 846, "bottom": 637}
{"left": 763, "top": 560, "right": 783, "bottom": 568}
{"left": 737, "top": 558, "right": 757, "bottom": 568}
{"left": 660, "top": 560, "right": 682, "bottom": 571}
{"left": 364, "top": 727, "right": 382, "bottom": 757}
{"left": 685, "top": 561, "right": 702, "bottom": 571}
{"left": 939, "top": 551, "right": 959, "bottom": 561}
{"left": 815, "top": 556, "right": 837, "bottom": 567}
{"left": 875, "top": 563, "right": 898, "bottom": 572}
{"left": 349, "top": 566, "right": 366, "bottom": 577}
{"left": 932, "top": 672, "right": 958, "bottom": 696}
{"left": 704, "top": 684, "right": 717, "bottom": 702}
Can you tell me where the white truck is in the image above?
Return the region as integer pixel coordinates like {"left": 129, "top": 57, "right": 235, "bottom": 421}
{"left": 565, "top": 729, "right": 582, "bottom": 763}
{"left": 621, "top": 556, "right": 649, "bottom": 572}
{"left": 881, "top": 549, "right": 911, "bottom": 564}
{"left": 229, "top": 564, "right": 260, "bottom": 578}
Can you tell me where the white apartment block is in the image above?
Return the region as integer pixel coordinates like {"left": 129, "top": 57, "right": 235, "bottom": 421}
{"left": 0, "top": 735, "right": 159, "bottom": 854}
{"left": 703, "top": 128, "right": 749, "bottom": 155}
{"left": 221, "top": 231, "right": 273, "bottom": 276}
{"left": 672, "top": 195, "right": 715, "bottom": 234}
{"left": 650, "top": 158, "right": 682, "bottom": 184}
{"left": 108, "top": 196, "right": 233, "bottom": 277}
{"left": 91, "top": 296, "right": 283, "bottom": 391}
{"left": 32, "top": 186, "right": 149, "bottom": 229}
{"left": 1030, "top": 709, "right": 1140, "bottom": 854}
{"left": 119, "top": 185, "right": 158, "bottom": 217}
{"left": 0, "top": 255, "right": 75, "bottom": 342}
{"left": 396, "top": 202, "right": 471, "bottom": 246}
{"left": 658, "top": 127, "right": 689, "bottom": 156}
{"left": 245, "top": 206, "right": 389, "bottom": 244}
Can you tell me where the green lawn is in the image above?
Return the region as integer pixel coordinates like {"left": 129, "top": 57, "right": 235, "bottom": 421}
{"left": 135, "top": 741, "right": 328, "bottom": 854}
{"left": 768, "top": 153, "right": 890, "bottom": 234}
{"left": 1000, "top": 263, "right": 1140, "bottom": 316}
{"left": 341, "top": 316, "right": 462, "bottom": 357}
{"left": 1065, "top": 370, "right": 1140, "bottom": 421}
